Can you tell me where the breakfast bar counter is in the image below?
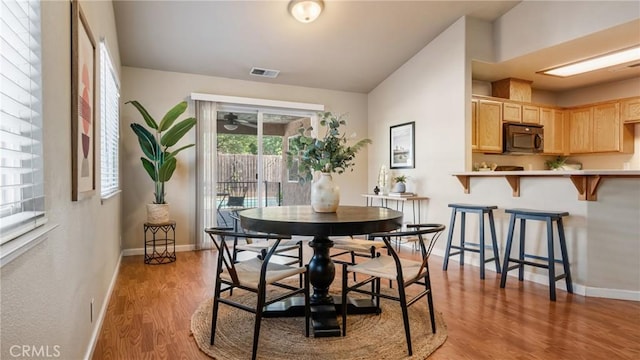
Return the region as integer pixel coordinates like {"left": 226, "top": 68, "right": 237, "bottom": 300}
{"left": 452, "top": 170, "right": 640, "bottom": 201}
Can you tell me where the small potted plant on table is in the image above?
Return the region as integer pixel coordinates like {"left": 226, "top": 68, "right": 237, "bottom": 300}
{"left": 392, "top": 175, "right": 407, "bottom": 193}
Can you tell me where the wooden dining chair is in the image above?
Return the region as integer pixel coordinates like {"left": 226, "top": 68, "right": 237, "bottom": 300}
{"left": 340, "top": 223, "right": 446, "bottom": 356}
{"left": 205, "top": 227, "right": 310, "bottom": 360}
{"left": 228, "top": 210, "right": 304, "bottom": 280}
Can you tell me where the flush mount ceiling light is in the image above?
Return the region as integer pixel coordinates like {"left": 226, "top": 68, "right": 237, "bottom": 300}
{"left": 540, "top": 46, "right": 640, "bottom": 77}
{"left": 288, "top": 0, "right": 324, "bottom": 23}
{"left": 223, "top": 123, "right": 238, "bottom": 131}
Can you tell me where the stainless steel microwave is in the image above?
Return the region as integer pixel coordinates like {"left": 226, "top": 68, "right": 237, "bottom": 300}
{"left": 503, "top": 123, "right": 543, "bottom": 153}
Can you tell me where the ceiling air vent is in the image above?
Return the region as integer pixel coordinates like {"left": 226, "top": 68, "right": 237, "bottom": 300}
{"left": 250, "top": 67, "right": 280, "bottom": 78}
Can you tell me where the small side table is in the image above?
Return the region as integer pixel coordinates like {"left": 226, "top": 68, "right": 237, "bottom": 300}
{"left": 144, "top": 221, "right": 176, "bottom": 265}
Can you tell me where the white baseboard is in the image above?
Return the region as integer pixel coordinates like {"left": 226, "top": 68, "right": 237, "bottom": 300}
{"left": 426, "top": 245, "right": 638, "bottom": 302}
{"left": 585, "top": 287, "right": 640, "bottom": 301}
{"left": 84, "top": 251, "right": 123, "bottom": 360}
{"left": 122, "top": 244, "right": 195, "bottom": 256}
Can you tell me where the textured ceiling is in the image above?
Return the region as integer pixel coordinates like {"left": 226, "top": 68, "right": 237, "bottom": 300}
{"left": 113, "top": 1, "right": 639, "bottom": 93}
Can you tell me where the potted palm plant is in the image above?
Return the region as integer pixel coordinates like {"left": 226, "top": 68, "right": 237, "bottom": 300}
{"left": 128, "top": 100, "right": 197, "bottom": 223}
{"left": 287, "top": 111, "right": 371, "bottom": 212}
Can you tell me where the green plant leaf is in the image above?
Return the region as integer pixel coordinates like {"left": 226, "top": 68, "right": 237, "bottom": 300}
{"left": 165, "top": 144, "right": 195, "bottom": 162}
{"left": 161, "top": 117, "right": 196, "bottom": 147}
{"left": 131, "top": 123, "right": 158, "bottom": 160}
{"left": 158, "top": 157, "right": 177, "bottom": 182}
{"left": 126, "top": 100, "right": 158, "bottom": 130}
{"left": 140, "top": 157, "right": 157, "bottom": 181}
{"left": 158, "top": 101, "right": 188, "bottom": 132}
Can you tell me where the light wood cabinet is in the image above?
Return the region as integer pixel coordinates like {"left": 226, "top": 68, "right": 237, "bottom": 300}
{"left": 539, "top": 108, "right": 565, "bottom": 154}
{"left": 471, "top": 100, "right": 478, "bottom": 150}
{"left": 470, "top": 95, "right": 635, "bottom": 156}
{"left": 523, "top": 105, "right": 540, "bottom": 124}
{"left": 476, "top": 100, "right": 502, "bottom": 153}
{"left": 620, "top": 97, "right": 640, "bottom": 123}
{"left": 569, "top": 107, "right": 593, "bottom": 153}
{"left": 568, "top": 102, "right": 632, "bottom": 154}
{"left": 592, "top": 103, "right": 620, "bottom": 152}
{"left": 503, "top": 102, "right": 522, "bottom": 122}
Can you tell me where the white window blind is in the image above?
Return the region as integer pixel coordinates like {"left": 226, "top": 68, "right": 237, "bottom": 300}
{"left": 100, "top": 41, "right": 119, "bottom": 198}
{"left": 0, "top": 0, "right": 45, "bottom": 244}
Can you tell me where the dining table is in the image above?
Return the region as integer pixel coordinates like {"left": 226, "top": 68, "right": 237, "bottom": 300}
{"left": 239, "top": 205, "right": 403, "bottom": 337}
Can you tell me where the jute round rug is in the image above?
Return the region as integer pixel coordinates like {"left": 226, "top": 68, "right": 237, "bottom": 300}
{"left": 190, "top": 288, "right": 447, "bottom": 360}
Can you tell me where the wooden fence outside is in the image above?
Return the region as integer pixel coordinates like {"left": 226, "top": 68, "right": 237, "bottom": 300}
{"left": 217, "top": 154, "right": 282, "bottom": 182}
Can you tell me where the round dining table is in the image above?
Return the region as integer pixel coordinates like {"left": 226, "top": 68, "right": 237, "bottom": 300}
{"left": 239, "top": 205, "right": 403, "bottom": 337}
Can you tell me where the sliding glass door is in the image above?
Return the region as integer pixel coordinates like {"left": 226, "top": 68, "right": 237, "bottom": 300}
{"left": 215, "top": 107, "right": 313, "bottom": 226}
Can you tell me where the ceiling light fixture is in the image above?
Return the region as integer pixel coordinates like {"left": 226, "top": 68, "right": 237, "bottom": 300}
{"left": 288, "top": 0, "right": 324, "bottom": 23}
{"left": 223, "top": 124, "right": 238, "bottom": 131}
{"left": 540, "top": 46, "right": 640, "bottom": 77}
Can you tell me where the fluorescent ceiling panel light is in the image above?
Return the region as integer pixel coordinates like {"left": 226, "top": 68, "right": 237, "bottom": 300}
{"left": 541, "top": 46, "right": 640, "bottom": 77}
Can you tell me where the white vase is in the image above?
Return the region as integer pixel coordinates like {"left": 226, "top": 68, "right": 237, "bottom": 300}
{"left": 311, "top": 172, "right": 340, "bottom": 213}
{"left": 393, "top": 182, "right": 406, "bottom": 193}
{"left": 147, "top": 203, "right": 170, "bottom": 224}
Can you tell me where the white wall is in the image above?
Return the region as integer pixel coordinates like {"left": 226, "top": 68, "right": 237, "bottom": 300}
{"left": 368, "top": 17, "right": 468, "bottom": 228}
{"left": 368, "top": 6, "right": 640, "bottom": 298}
{"left": 120, "top": 67, "right": 368, "bottom": 251}
{"left": 494, "top": 1, "right": 640, "bottom": 62}
{"left": 1, "top": 1, "right": 122, "bottom": 359}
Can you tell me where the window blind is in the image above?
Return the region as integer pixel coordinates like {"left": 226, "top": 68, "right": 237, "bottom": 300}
{"left": 100, "top": 41, "right": 120, "bottom": 198}
{"left": 0, "top": 0, "right": 46, "bottom": 244}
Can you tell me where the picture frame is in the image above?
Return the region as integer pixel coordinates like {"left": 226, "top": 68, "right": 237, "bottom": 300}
{"left": 390, "top": 122, "right": 415, "bottom": 169}
{"left": 71, "top": 1, "right": 96, "bottom": 201}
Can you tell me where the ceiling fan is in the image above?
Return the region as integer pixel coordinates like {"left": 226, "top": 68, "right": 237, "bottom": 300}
{"left": 219, "top": 112, "right": 257, "bottom": 131}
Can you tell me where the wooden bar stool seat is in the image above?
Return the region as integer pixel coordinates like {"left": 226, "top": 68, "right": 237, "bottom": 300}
{"left": 499, "top": 208, "right": 573, "bottom": 301}
{"left": 442, "top": 204, "right": 501, "bottom": 279}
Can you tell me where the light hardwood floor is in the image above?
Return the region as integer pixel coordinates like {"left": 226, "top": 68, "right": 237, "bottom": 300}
{"left": 92, "top": 246, "right": 640, "bottom": 359}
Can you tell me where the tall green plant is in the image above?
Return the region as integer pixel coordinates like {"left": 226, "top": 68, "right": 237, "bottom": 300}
{"left": 128, "top": 100, "right": 196, "bottom": 204}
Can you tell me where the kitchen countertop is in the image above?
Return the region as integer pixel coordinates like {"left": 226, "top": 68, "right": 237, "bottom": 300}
{"left": 451, "top": 170, "right": 640, "bottom": 201}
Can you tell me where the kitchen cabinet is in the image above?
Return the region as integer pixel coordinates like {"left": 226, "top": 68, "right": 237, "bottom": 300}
{"left": 568, "top": 102, "right": 632, "bottom": 154}
{"left": 503, "top": 102, "right": 522, "bottom": 122}
{"left": 592, "top": 102, "right": 620, "bottom": 152}
{"left": 540, "top": 108, "right": 565, "bottom": 154}
{"left": 475, "top": 99, "right": 502, "bottom": 153}
{"left": 523, "top": 105, "right": 540, "bottom": 124}
{"left": 569, "top": 107, "right": 592, "bottom": 153}
{"left": 471, "top": 99, "right": 478, "bottom": 150}
{"left": 620, "top": 97, "right": 640, "bottom": 123}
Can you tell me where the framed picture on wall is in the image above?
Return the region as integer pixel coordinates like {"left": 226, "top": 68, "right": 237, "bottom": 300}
{"left": 71, "top": 1, "right": 97, "bottom": 201}
{"left": 390, "top": 122, "right": 415, "bottom": 169}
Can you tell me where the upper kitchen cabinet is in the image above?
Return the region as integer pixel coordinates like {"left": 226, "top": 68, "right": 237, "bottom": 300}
{"left": 539, "top": 108, "right": 565, "bottom": 154}
{"left": 522, "top": 105, "right": 540, "bottom": 124}
{"left": 569, "top": 102, "right": 634, "bottom": 154}
{"left": 474, "top": 99, "right": 503, "bottom": 153}
{"left": 620, "top": 97, "right": 640, "bottom": 123}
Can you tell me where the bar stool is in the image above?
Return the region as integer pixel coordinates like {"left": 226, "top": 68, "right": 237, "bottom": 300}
{"left": 499, "top": 208, "right": 573, "bottom": 301}
{"left": 442, "top": 204, "right": 501, "bottom": 279}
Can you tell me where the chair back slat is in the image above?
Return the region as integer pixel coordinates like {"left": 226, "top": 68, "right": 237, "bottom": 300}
{"left": 205, "top": 227, "right": 292, "bottom": 285}
{"left": 371, "top": 224, "right": 445, "bottom": 281}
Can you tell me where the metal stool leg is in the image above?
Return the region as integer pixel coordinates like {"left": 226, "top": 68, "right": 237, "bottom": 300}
{"left": 546, "top": 217, "right": 557, "bottom": 301}
{"left": 460, "top": 211, "right": 466, "bottom": 266}
{"left": 479, "top": 211, "right": 486, "bottom": 279}
{"left": 488, "top": 210, "right": 501, "bottom": 273}
{"left": 500, "top": 214, "right": 516, "bottom": 288}
{"left": 557, "top": 218, "right": 573, "bottom": 293}
{"left": 442, "top": 207, "right": 457, "bottom": 271}
{"left": 518, "top": 218, "right": 526, "bottom": 282}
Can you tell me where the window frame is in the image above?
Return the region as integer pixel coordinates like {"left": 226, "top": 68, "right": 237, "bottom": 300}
{"left": 99, "top": 40, "right": 120, "bottom": 200}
